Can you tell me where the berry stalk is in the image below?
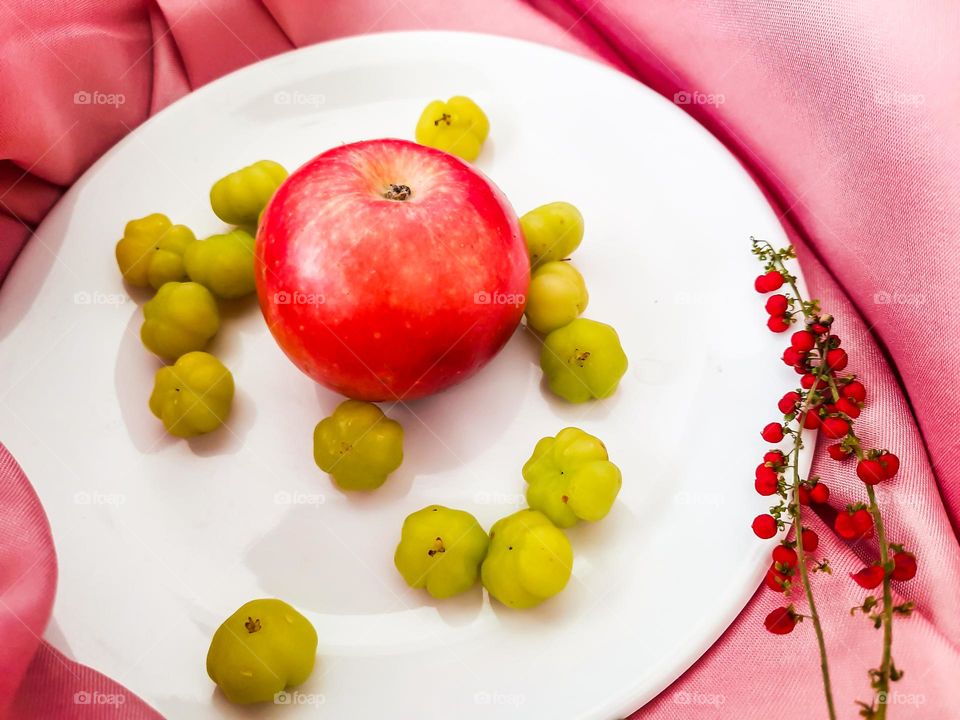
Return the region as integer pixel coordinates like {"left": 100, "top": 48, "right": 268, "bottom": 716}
{"left": 764, "top": 242, "right": 838, "bottom": 720}
{"left": 864, "top": 483, "right": 894, "bottom": 719}
{"left": 790, "top": 429, "right": 837, "bottom": 720}
{"left": 751, "top": 238, "right": 913, "bottom": 719}
{"left": 830, "top": 396, "right": 896, "bottom": 720}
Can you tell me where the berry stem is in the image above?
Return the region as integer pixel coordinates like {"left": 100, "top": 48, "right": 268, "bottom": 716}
{"left": 865, "top": 483, "right": 894, "bottom": 719}
{"left": 755, "top": 237, "right": 901, "bottom": 718}
{"left": 760, "top": 239, "right": 838, "bottom": 720}
{"left": 845, "top": 430, "right": 895, "bottom": 718}
{"left": 791, "top": 341, "right": 839, "bottom": 720}
{"left": 790, "top": 436, "right": 838, "bottom": 720}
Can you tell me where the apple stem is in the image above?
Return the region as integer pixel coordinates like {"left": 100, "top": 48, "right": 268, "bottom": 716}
{"left": 383, "top": 184, "right": 412, "bottom": 201}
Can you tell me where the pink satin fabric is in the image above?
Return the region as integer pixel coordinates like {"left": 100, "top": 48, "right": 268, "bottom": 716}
{"left": 1, "top": 1, "right": 958, "bottom": 717}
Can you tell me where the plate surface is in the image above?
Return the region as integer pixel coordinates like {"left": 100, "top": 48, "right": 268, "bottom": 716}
{"left": 0, "top": 31, "right": 808, "bottom": 719}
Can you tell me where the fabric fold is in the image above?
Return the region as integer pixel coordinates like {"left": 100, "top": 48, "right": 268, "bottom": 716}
{"left": 1, "top": 1, "right": 958, "bottom": 717}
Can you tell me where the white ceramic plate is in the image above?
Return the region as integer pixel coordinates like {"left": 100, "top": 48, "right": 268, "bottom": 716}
{"left": 0, "top": 31, "right": 809, "bottom": 720}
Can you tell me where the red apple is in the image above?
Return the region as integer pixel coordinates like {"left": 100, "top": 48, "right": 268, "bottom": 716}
{"left": 256, "top": 138, "right": 529, "bottom": 401}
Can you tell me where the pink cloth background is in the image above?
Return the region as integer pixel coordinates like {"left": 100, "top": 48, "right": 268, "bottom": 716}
{"left": 2, "top": 1, "right": 959, "bottom": 717}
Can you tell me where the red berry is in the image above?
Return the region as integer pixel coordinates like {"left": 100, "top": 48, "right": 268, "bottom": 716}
{"left": 764, "top": 450, "right": 786, "bottom": 466}
{"left": 756, "top": 463, "right": 777, "bottom": 480}
{"left": 811, "top": 323, "right": 829, "bottom": 335}
{"left": 767, "top": 315, "right": 791, "bottom": 333}
{"left": 762, "top": 423, "right": 784, "bottom": 443}
{"left": 834, "top": 396, "right": 861, "bottom": 419}
{"left": 801, "top": 373, "right": 827, "bottom": 391}
{"left": 850, "top": 565, "right": 885, "bottom": 589}
{"left": 765, "top": 294, "right": 788, "bottom": 315}
{"left": 764, "top": 270, "right": 784, "bottom": 291}
{"left": 801, "top": 410, "right": 821, "bottom": 429}
{"left": 755, "top": 466, "right": 778, "bottom": 495}
{"left": 765, "top": 566, "right": 792, "bottom": 592}
{"left": 827, "top": 444, "right": 850, "bottom": 461}
{"left": 801, "top": 528, "right": 819, "bottom": 552}
{"left": 878, "top": 452, "right": 900, "bottom": 479}
{"left": 772, "top": 545, "right": 798, "bottom": 568}
{"left": 825, "top": 348, "right": 848, "bottom": 371}
{"left": 755, "top": 476, "right": 778, "bottom": 496}
{"left": 752, "top": 514, "right": 778, "bottom": 539}
{"left": 821, "top": 416, "right": 850, "bottom": 440}
{"left": 753, "top": 270, "right": 785, "bottom": 293}
{"left": 835, "top": 508, "right": 874, "bottom": 541}
{"left": 834, "top": 512, "right": 855, "bottom": 539}
{"left": 764, "top": 606, "right": 797, "bottom": 634}
{"left": 777, "top": 392, "right": 801, "bottom": 415}
{"left": 809, "top": 482, "right": 830, "bottom": 504}
{"left": 790, "top": 331, "right": 816, "bottom": 352}
{"left": 754, "top": 272, "right": 781, "bottom": 293}
{"left": 755, "top": 465, "right": 778, "bottom": 483}
{"left": 842, "top": 380, "right": 866, "bottom": 403}
{"left": 857, "top": 458, "right": 886, "bottom": 485}
{"left": 782, "top": 347, "right": 805, "bottom": 366}
{"left": 891, "top": 551, "right": 917, "bottom": 581}
{"left": 853, "top": 509, "right": 874, "bottom": 538}
{"left": 798, "top": 486, "right": 811, "bottom": 505}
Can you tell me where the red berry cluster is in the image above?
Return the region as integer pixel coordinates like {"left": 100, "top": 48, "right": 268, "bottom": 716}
{"left": 850, "top": 551, "right": 916, "bottom": 589}
{"left": 748, "top": 239, "right": 915, "bottom": 716}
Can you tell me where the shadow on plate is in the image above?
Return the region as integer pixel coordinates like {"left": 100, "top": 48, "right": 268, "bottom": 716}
{"left": 242, "top": 502, "right": 483, "bottom": 628}
{"left": 244, "top": 503, "right": 401, "bottom": 616}
{"left": 411, "top": 580, "right": 485, "bottom": 627}
{"left": 188, "top": 386, "right": 257, "bottom": 457}
{"left": 115, "top": 309, "right": 255, "bottom": 456}
{"left": 0, "top": 190, "right": 77, "bottom": 342}
{"left": 387, "top": 329, "right": 533, "bottom": 475}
